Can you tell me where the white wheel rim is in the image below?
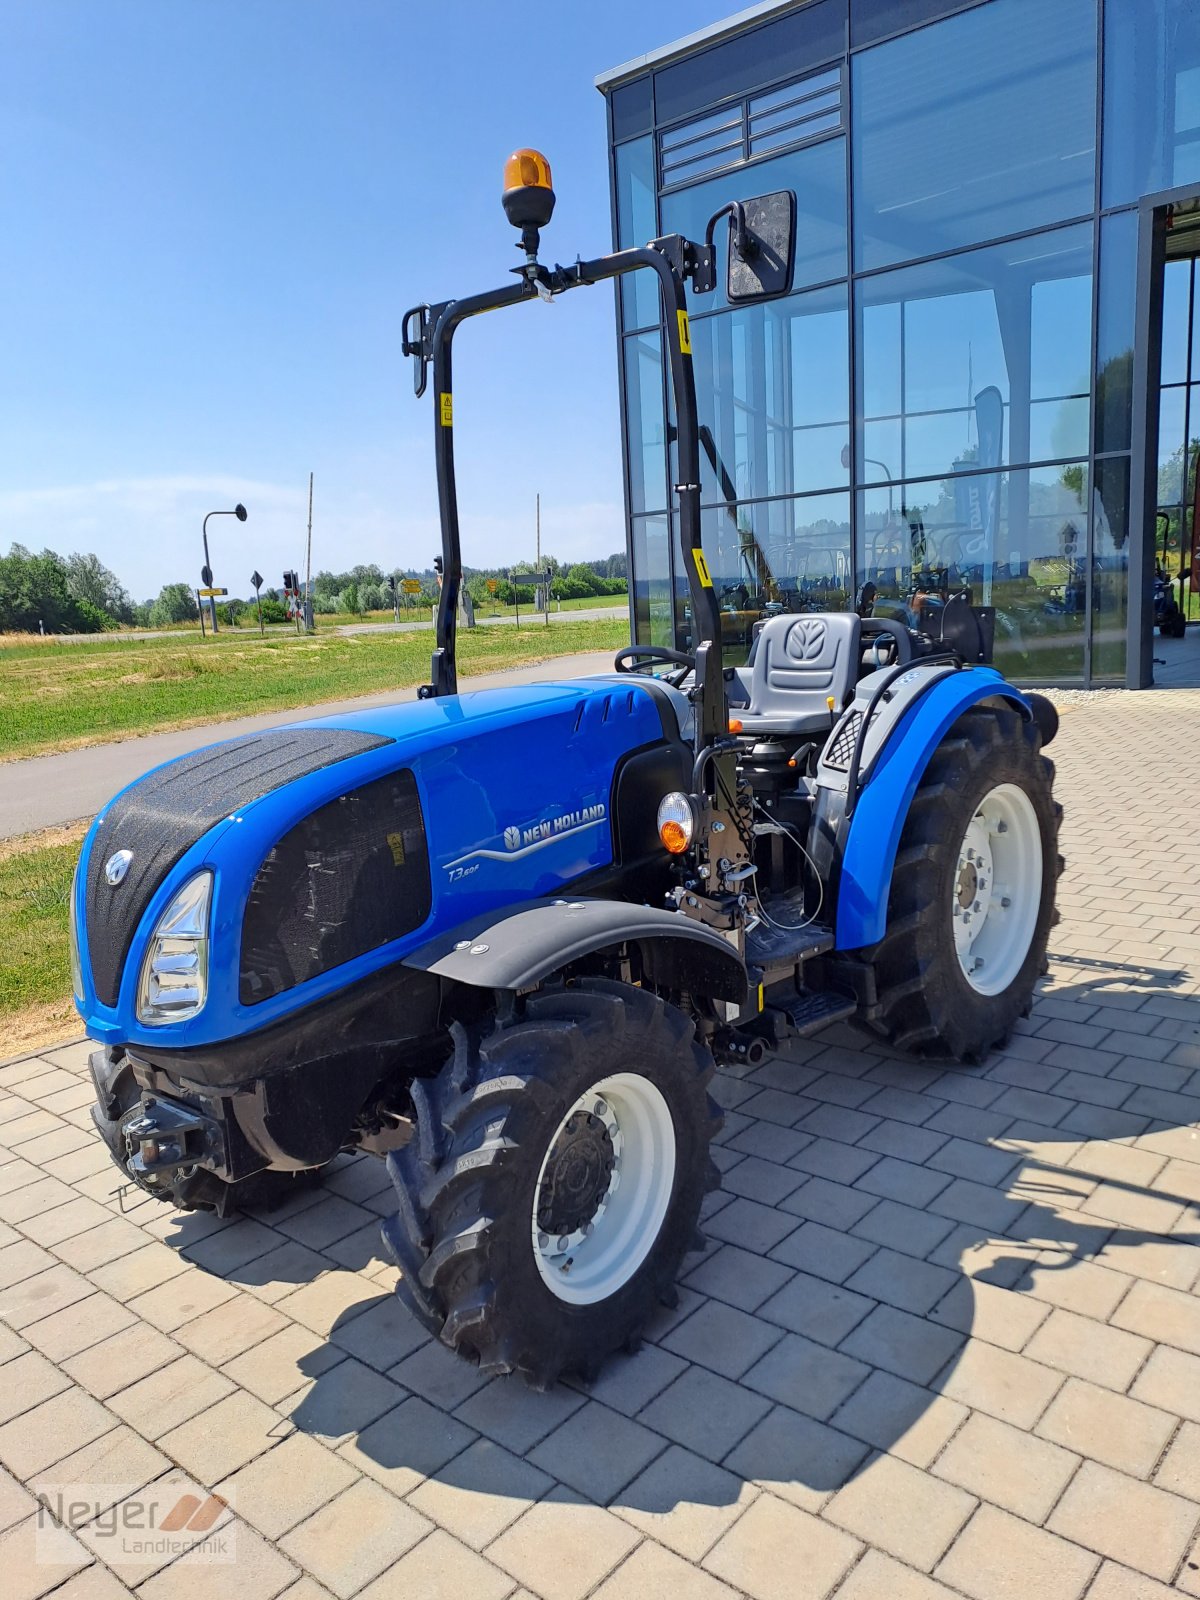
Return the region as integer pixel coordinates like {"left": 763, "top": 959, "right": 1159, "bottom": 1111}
{"left": 951, "top": 782, "right": 1043, "bottom": 997}
{"left": 531, "top": 1072, "right": 676, "bottom": 1306}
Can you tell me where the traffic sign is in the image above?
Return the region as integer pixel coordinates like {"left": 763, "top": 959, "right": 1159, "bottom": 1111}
{"left": 401, "top": 579, "right": 422, "bottom": 594}
{"left": 486, "top": 578, "right": 498, "bottom": 593}
{"left": 198, "top": 587, "right": 228, "bottom": 597}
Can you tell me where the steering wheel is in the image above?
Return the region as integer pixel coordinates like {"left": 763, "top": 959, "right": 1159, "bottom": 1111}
{"left": 613, "top": 645, "right": 697, "bottom": 687}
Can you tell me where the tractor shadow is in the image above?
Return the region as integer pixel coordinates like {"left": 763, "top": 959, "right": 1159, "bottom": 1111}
{"left": 265, "top": 953, "right": 1200, "bottom": 1514}
{"left": 146, "top": 950, "right": 1199, "bottom": 1514}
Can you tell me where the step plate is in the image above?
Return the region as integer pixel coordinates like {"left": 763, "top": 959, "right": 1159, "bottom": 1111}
{"left": 768, "top": 989, "right": 858, "bottom": 1036}
{"left": 746, "top": 913, "right": 835, "bottom": 970}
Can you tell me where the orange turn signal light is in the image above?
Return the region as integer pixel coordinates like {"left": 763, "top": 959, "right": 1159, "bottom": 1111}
{"left": 660, "top": 820, "right": 691, "bottom": 854}
{"left": 728, "top": 718, "right": 744, "bottom": 733}
{"left": 504, "top": 148, "right": 553, "bottom": 192}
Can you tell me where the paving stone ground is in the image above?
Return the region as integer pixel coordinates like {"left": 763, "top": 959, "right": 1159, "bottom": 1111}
{"left": 4, "top": 684, "right": 1200, "bottom": 1599}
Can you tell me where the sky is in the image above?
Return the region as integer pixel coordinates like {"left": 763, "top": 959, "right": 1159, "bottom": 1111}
{"left": 0, "top": 0, "right": 741, "bottom": 602}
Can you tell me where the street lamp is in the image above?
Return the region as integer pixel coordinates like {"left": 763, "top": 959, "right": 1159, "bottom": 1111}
{"left": 841, "top": 444, "right": 894, "bottom": 516}
{"left": 200, "top": 504, "right": 248, "bottom": 633}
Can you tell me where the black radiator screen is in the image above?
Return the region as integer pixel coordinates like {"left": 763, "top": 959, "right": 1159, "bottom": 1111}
{"left": 239, "top": 768, "right": 432, "bottom": 1004}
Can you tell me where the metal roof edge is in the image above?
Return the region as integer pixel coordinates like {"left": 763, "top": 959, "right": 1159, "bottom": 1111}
{"left": 594, "top": 0, "right": 805, "bottom": 93}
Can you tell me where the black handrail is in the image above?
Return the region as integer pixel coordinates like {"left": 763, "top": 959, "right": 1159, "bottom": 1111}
{"left": 418, "top": 240, "right": 727, "bottom": 752}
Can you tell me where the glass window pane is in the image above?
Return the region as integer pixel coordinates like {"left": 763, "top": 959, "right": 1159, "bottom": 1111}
{"left": 694, "top": 492, "right": 852, "bottom": 661}
{"left": 660, "top": 139, "right": 847, "bottom": 308}
{"left": 1092, "top": 454, "right": 1130, "bottom": 682}
{"left": 752, "top": 68, "right": 840, "bottom": 117}
{"left": 610, "top": 78, "right": 652, "bottom": 142}
{"left": 859, "top": 462, "right": 1089, "bottom": 682}
{"left": 625, "top": 333, "right": 667, "bottom": 515}
{"left": 1159, "top": 384, "right": 1188, "bottom": 508}
{"left": 1096, "top": 211, "right": 1139, "bottom": 454}
{"left": 857, "top": 224, "right": 1093, "bottom": 484}
{"left": 852, "top": 0, "right": 1096, "bottom": 271}
{"left": 615, "top": 138, "right": 659, "bottom": 330}
{"left": 689, "top": 286, "right": 848, "bottom": 506}
{"left": 661, "top": 108, "right": 743, "bottom": 154}
{"left": 1162, "top": 259, "right": 1193, "bottom": 387}
{"left": 1103, "top": 0, "right": 1200, "bottom": 207}
{"left": 630, "top": 515, "right": 674, "bottom": 649}
{"left": 850, "top": 0, "right": 983, "bottom": 49}
{"left": 653, "top": 1, "right": 847, "bottom": 125}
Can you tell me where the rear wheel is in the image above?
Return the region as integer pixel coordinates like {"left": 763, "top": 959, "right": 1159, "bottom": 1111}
{"left": 382, "top": 979, "right": 721, "bottom": 1389}
{"left": 859, "top": 706, "right": 1061, "bottom": 1062}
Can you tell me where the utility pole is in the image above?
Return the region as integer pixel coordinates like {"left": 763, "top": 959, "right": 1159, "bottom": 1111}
{"left": 537, "top": 491, "right": 548, "bottom": 626}
{"left": 304, "top": 472, "right": 314, "bottom": 631}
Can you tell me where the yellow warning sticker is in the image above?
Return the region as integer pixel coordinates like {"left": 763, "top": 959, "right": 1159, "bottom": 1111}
{"left": 677, "top": 309, "right": 692, "bottom": 354}
{"left": 694, "top": 549, "right": 714, "bottom": 588}
{"left": 386, "top": 831, "right": 406, "bottom": 866}
{"left": 757, "top": 982, "right": 765, "bottom": 1014}
{"left": 439, "top": 392, "right": 453, "bottom": 427}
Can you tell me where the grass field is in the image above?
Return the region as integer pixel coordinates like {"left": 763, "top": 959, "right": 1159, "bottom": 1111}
{"left": 0, "top": 616, "right": 627, "bottom": 761}
{"left": 0, "top": 824, "right": 83, "bottom": 1056}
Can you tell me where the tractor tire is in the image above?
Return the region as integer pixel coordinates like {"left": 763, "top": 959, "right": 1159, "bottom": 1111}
{"left": 91, "top": 1053, "right": 329, "bottom": 1216}
{"left": 381, "top": 978, "right": 722, "bottom": 1389}
{"left": 857, "top": 705, "right": 1062, "bottom": 1063}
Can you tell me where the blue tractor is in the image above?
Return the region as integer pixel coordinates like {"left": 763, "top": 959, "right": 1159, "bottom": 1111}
{"left": 74, "top": 151, "right": 1060, "bottom": 1387}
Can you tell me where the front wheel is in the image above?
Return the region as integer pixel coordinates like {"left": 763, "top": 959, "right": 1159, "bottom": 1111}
{"left": 382, "top": 979, "right": 721, "bottom": 1389}
{"left": 858, "top": 706, "right": 1062, "bottom": 1062}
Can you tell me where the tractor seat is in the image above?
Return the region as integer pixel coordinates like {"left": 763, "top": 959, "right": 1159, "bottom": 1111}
{"left": 729, "top": 613, "right": 862, "bottom": 737}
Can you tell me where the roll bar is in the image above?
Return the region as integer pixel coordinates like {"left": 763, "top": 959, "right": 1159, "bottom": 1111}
{"left": 402, "top": 238, "right": 728, "bottom": 750}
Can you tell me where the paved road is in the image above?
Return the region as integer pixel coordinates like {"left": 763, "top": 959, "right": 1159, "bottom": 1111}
{"left": 41, "top": 605, "right": 626, "bottom": 645}
{"left": 0, "top": 649, "right": 616, "bottom": 839}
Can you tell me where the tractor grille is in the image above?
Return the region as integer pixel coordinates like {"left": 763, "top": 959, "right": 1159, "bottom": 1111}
{"left": 239, "top": 768, "right": 432, "bottom": 1005}
{"left": 823, "top": 709, "right": 862, "bottom": 771}
{"left": 85, "top": 728, "right": 392, "bottom": 1008}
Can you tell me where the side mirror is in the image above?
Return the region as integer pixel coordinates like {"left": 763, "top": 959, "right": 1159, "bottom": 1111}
{"left": 402, "top": 305, "right": 431, "bottom": 398}
{"left": 727, "top": 191, "right": 795, "bottom": 302}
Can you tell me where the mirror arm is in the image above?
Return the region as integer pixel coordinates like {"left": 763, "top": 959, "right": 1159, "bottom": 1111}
{"left": 704, "top": 201, "right": 758, "bottom": 266}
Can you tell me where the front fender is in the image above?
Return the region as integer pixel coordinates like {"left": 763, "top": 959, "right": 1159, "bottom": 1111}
{"left": 835, "top": 669, "right": 1030, "bottom": 950}
{"left": 402, "top": 898, "right": 748, "bottom": 1004}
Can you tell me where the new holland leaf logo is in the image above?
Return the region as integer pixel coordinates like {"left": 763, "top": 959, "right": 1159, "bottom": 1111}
{"left": 446, "top": 803, "right": 608, "bottom": 871}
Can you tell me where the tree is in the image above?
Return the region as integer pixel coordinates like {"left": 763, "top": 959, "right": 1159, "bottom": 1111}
{"left": 339, "top": 582, "right": 362, "bottom": 616}
{"left": 65, "top": 552, "right": 134, "bottom": 624}
{"left": 149, "top": 582, "right": 199, "bottom": 626}
{"left": 359, "top": 581, "right": 386, "bottom": 613}
{"left": 0, "top": 544, "right": 110, "bottom": 633}
{"left": 565, "top": 563, "right": 603, "bottom": 597}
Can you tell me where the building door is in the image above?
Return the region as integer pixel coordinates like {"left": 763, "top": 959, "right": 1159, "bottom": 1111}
{"left": 1133, "top": 192, "right": 1200, "bottom": 683}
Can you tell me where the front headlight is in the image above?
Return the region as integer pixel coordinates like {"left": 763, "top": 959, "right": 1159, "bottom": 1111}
{"left": 657, "top": 791, "right": 696, "bottom": 855}
{"left": 136, "top": 872, "right": 212, "bottom": 1025}
{"left": 68, "top": 864, "right": 83, "bottom": 1003}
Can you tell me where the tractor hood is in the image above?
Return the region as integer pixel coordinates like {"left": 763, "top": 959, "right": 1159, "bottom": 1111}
{"left": 72, "top": 678, "right": 669, "bottom": 1050}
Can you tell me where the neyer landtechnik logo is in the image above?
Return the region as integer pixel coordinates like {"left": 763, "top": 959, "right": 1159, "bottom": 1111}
{"left": 35, "top": 1483, "right": 237, "bottom": 1567}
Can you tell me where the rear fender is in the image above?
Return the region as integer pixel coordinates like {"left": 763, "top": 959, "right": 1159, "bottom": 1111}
{"left": 827, "top": 668, "right": 1031, "bottom": 950}
{"left": 402, "top": 898, "right": 748, "bottom": 1004}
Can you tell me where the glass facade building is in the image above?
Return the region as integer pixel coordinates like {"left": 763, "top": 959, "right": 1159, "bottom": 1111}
{"left": 599, "top": 0, "right": 1200, "bottom": 686}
